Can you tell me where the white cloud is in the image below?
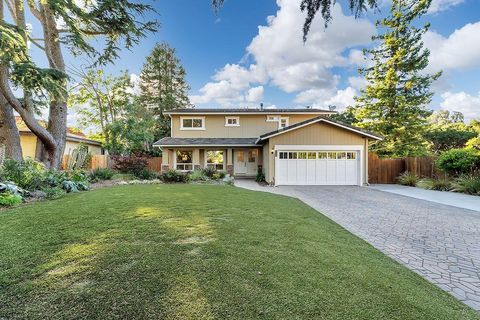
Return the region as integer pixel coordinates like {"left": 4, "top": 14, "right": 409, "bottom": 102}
{"left": 191, "top": 0, "right": 376, "bottom": 106}
{"left": 424, "top": 22, "right": 480, "bottom": 73}
{"left": 348, "top": 76, "right": 367, "bottom": 91}
{"left": 440, "top": 91, "right": 480, "bottom": 121}
{"left": 126, "top": 73, "right": 141, "bottom": 95}
{"left": 245, "top": 86, "right": 264, "bottom": 102}
{"left": 324, "top": 87, "right": 357, "bottom": 110}
{"left": 428, "top": 0, "right": 464, "bottom": 13}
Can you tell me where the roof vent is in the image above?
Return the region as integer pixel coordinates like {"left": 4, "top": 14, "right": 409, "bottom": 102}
{"left": 260, "top": 103, "right": 264, "bottom": 111}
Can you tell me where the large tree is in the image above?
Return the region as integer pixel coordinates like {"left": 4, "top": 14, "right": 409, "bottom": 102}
{"left": 354, "top": 0, "right": 441, "bottom": 157}
{"left": 139, "top": 42, "right": 191, "bottom": 139}
{"left": 0, "top": 0, "right": 157, "bottom": 168}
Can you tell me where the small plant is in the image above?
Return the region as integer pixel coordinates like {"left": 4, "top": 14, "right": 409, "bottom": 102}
{"left": 451, "top": 175, "right": 480, "bottom": 195}
{"left": 397, "top": 171, "right": 419, "bottom": 187}
{"left": 0, "top": 191, "right": 23, "bottom": 207}
{"left": 202, "top": 167, "right": 217, "bottom": 178}
{"left": 255, "top": 168, "right": 265, "bottom": 183}
{"left": 212, "top": 171, "right": 226, "bottom": 180}
{"left": 436, "top": 148, "right": 480, "bottom": 176}
{"left": 42, "top": 186, "right": 66, "bottom": 200}
{"left": 89, "top": 168, "right": 115, "bottom": 182}
{"left": 0, "top": 159, "right": 46, "bottom": 190}
{"left": 187, "top": 170, "right": 208, "bottom": 182}
{"left": 66, "top": 145, "right": 91, "bottom": 170}
{"left": 417, "top": 178, "right": 451, "bottom": 191}
{"left": 134, "top": 168, "right": 157, "bottom": 180}
{"left": 160, "top": 169, "right": 187, "bottom": 183}
{"left": 223, "top": 174, "right": 235, "bottom": 186}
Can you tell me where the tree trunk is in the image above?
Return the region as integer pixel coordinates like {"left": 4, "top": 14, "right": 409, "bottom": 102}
{"left": 0, "top": 94, "right": 23, "bottom": 160}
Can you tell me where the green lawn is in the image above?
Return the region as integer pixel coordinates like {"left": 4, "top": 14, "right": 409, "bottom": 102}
{"left": 0, "top": 185, "right": 478, "bottom": 320}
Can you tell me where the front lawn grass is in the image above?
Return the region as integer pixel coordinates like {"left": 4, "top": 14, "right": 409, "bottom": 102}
{"left": 0, "top": 185, "right": 478, "bottom": 319}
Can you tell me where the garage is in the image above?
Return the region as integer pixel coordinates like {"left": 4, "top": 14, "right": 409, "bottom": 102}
{"left": 275, "top": 149, "right": 361, "bottom": 186}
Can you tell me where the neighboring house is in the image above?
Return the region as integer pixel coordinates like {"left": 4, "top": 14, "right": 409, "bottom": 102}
{"left": 153, "top": 108, "right": 382, "bottom": 186}
{"left": 16, "top": 117, "right": 103, "bottom": 159}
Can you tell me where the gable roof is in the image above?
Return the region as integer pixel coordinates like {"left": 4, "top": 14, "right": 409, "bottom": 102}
{"left": 257, "top": 116, "right": 383, "bottom": 142}
{"left": 164, "top": 108, "right": 335, "bottom": 115}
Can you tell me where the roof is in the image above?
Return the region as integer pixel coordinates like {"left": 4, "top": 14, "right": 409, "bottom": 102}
{"left": 15, "top": 116, "right": 102, "bottom": 146}
{"left": 257, "top": 116, "right": 383, "bottom": 142}
{"left": 153, "top": 137, "right": 260, "bottom": 147}
{"left": 164, "top": 108, "right": 336, "bottom": 115}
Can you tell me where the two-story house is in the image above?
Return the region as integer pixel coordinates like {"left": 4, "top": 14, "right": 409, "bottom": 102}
{"left": 153, "top": 108, "right": 382, "bottom": 186}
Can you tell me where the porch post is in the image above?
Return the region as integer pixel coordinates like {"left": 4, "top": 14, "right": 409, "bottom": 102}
{"left": 193, "top": 149, "right": 201, "bottom": 171}
{"left": 161, "top": 149, "right": 172, "bottom": 172}
{"left": 226, "top": 148, "right": 234, "bottom": 175}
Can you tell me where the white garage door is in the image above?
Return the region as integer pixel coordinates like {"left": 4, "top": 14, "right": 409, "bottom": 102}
{"left": 275, "top": 150, "right": 360, "bottom": 186}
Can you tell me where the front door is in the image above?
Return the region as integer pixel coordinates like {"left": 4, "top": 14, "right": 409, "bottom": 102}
{"left": 234, "top": 149, "right": 258, "bottom": 175}
{"left": 234, "top": 150, "right": 247, "bottom": 174}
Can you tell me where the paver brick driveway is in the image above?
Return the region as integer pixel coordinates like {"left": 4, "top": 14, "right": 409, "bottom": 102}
{"left": 236, "top": 181, "right": 480, "bottom": 311}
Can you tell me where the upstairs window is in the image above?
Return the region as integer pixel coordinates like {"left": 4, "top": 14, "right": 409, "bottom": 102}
{"left": 180, "top": 117, "right": 205, "bottom": 130}
{"left": 279, "top": 117, "right": 289, "bottom": 129}
{"left": 225, "top": 116, "right": 240, "bottom": 127}
{"left": 266, "top": 115, "right": 280, "bottom": 122}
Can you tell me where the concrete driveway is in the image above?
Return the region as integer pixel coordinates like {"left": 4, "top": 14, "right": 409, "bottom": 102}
{"left": 236, "top": 180, "right": 480, "bottom": 311}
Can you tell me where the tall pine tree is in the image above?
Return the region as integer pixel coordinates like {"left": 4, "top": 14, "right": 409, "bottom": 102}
{"left": 139, "top": 42, "right": 191, "bottom": 139}
{"left": 355, "top": 0, "right": 441, "bottom": 157}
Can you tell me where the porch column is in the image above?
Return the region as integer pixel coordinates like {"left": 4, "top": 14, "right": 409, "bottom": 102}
{"left": 161, "top": 149, "right": 172, "bottom": 172}
{"left": 226, "top": 148, "right": 234, "bottom": 175}
{"left": 193, "top": 149, "right": 201, "bottom": 171}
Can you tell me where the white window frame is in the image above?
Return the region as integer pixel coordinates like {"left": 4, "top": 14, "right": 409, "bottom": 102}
{"left": 175, "top": 150, "right": 194, "bottom": 171}
{"left": 225, "top": 116, "right": 240, "bottom": 127}
{"left": 278, "top": 117, "right": 289, "bottom": 129}
{"left": 266, "top": 115, "right": 280, "bottom": 122}
{"left": 205, "top": 150, "right": 226, "bottom": 171}
{"left": 180, "top": 116, "right": 205, "bottom": 131}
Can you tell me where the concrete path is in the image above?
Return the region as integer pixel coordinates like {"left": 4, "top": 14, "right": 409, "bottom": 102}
{"left": 370, "top": 184, "right": 480, "bottom": 212}
{"left": 236, "top": 180, "right": 480, "bottom": 311}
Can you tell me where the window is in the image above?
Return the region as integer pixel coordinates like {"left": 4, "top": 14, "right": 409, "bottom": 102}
{"left": 288, "top": 152, "right": 297, "bottom": 159}
{"left": 279, "top": 117, "right": 289, "bottom": 129}
{"left": 266, "top": 115, "right": 280, "bottom": 122}
{"left": 206, "top": 150, "right": 224, "bottom": 170}
{"left": 279, "top": 152, "right": 288, "bottom": 159}
{"left": 337, "top": 152, "right": 347, "bottom": 159}
{"left": 248, "top": 149, "right": 257, "bottom": 163}
{"left": 318, "top": 152, "right": 327, "bottom": 159}
{"left": 298, "top": 152, "right": 307, "bottom": 159}
{"left": 225, "top": 116, "right": 240, "bottom": 127}
{"left": 180, "top": 117, "right": 205, "bottom": 130}
{"left": 176, "top": 150, "right": 193, "bottom": 171}
{"left": 236, "top": 151, "right": 244, "bottom": 162}
{"left": 347, "top": 152, "right": 357, "bottom": 160}
{"left": 308, "top": 152, "right": 317, "bottom": 159}
{"left": 328, "top": 152, "right": 337, "bottom": 159}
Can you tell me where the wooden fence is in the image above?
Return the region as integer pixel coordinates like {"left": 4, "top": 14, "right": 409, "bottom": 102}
{"left": 368, "top": 153, "right": 439, "bottom": 184}
{"left": 62, "top": 155, "right": 163, "bottom": 172}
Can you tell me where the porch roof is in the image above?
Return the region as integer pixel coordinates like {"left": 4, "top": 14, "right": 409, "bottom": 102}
{"left": 153, "top": 137, "right": 261, "bottom": 148}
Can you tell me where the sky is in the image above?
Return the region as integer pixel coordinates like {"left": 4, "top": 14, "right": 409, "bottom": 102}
{"left": 27, "top": 0, "right": 480, "bottom": 125}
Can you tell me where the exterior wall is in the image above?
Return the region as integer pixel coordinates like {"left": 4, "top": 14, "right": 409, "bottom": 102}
{"left": 264, "top": 122, "right": 369, "bottom": 184}
{"left": 171, "top": 114, "right": 318, "bottom": 138}
{"left": 64, "top": 141, "right": 103, "bottom": 156}
{"left": 19, "top": 134, "right": 38, "bottom": 159}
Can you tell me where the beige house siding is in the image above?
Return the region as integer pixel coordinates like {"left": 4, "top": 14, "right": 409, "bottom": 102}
{"left": 171, "top": 114, "right": 317, "bottom": 138}
{"left": 20, "top": 134, "right": 102, "bottom": 159}
{"left": 265, "top": 122, "right": 369, "bottom": 184}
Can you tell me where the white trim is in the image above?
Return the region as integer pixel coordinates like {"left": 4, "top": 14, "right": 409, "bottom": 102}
{"left": 166, "top": 111, "right": 335, "bottom": 115}
{"left": 174, "top": 149, "right": 194, "bottom": 172}
{"left": 180, "top": 116, "right": 206, "bottom": 131}
{"left": 278, "top": 117, "right": 289, "bottom": 129}
{"left": 225, "top": 116, "right": 240, "bottom": 127}
{"left": 204, "top": 149, "right": 226, "bottom": 171}
{"left": 266, "top": 115, "right": 280, "bottom": 122}
{"left": 259, "top": 117, "right": 382, "bottom": 141}
{"left": 155, "top": 144, "right": 258, "bottom": 148}
{"left": 273, "top": 145, "right": 364, "bottom": 186}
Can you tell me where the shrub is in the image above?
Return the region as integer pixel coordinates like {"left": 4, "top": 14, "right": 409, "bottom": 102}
{"left": 134, "top": 168, "right": 158, "bottom": 180}
{"left": 187, "top": 170, "right": 208, "bottom": 182}
{"left": 397, "top": 171, "right": 419, "bottom": 186}
{"left": 451, "top": 175, "right": 480, "bottom": 195}
{"left": 0, "top": 159, "right": 45, "bottom": 190}
{"left": 0, "top": 191, "right": 22, "bottom": 207}
{"left": 112, "top": 155, "right": 148, "bottom": 176}
{"left": 223, "top": 174, "right": 235, "bottom": 186}
{"left": 202, "top": 167, "right": 216, "bottom": 178}
{"left": 0, "top": 182, "right": 28, "bottom": 197}
{"left": 212, "top": 171, "right": 226, "bottom": 180}
{"left": 436, "top": 148, "right": 480, "bottom": 176}
{"left": 417, "top": 178, "right": 451, "bottom": 191}
{"left": 89, "top": 168, "right": 115, "bottom": 182}
{"left": 255, "top": 168, "right": 265, "bottom": 183}
{"left": 42, "top": 186, "right": 66, "bottom": 200}
{"left": 160, "top": 169, "right": 187, "bottom": 183}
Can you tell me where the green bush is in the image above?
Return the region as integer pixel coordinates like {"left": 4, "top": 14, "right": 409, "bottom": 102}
{"left": 0, "top": 191, "right": 23, "bottom": 207}
{"left": 255, "top": 168, "right": 265, "bottom": 183}
{"left": 436, "top": 148, "right": 480, "bottom": 176}
{"left": 416, "top": 178, "right": 451, "bottom": 191}
{"left": 89, "top": 168, "right": 115, "bottom": 182}
{"left": 160, "top": 169, "right": 187, "bottom": 183}
{"left": 212, "top": 171, "right": 226, "bottom": 180}
{"left": 397, "top": 171, "right": 419, "bottom": 186}
{"left": 0, "top": 159, "right": 46, "bottom": 190}
{"left": 187, "top": 170, "right": 208, "bottom": 182}
{"left": 42, "top": 186, "right": 66, "bottom": 200}
{"left": 134, "top": 168, "right": 158, "bottom": 180}
{"left": 202, "top": 167, "right": 216, "bottom": 178}
{"left": 451, "top": 175, "right": 480, "bottom": 195}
